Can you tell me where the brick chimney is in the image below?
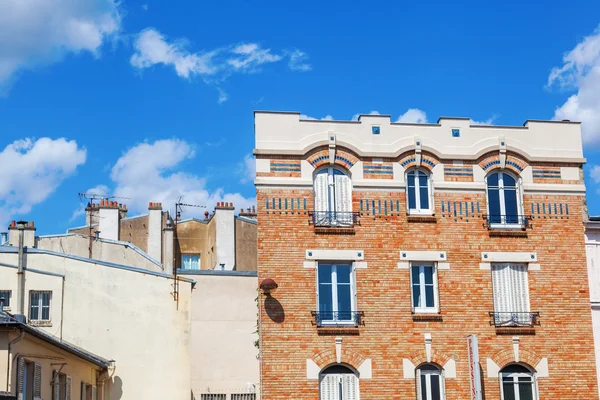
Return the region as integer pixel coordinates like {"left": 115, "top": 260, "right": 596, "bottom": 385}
{"left": 239, "top": 205, "right": 257, "bottom": 221}
{"left": 214, "top": 202, "right": 236, "bottom": 270}
{"left": 148, "top": 202, "right": 163, "bottom": 263}
{"left": 98, "top": 200, "right": 121, "bottom": 241}
{"left": 8, "top": 220, "right": 36, "bottom": 248}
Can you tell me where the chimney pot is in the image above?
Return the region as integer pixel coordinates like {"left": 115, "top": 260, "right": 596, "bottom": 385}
{"left": 123, "top": 204, "right": 127, "bottom": 209}
{"left": 10, "top": 221, "right": 15, "bottom": 227}
{"left": 29, "top": 222, "right": 34, "bottom": 228}
{"left": 149, "top": 202, "right": 153, "bottom": 207}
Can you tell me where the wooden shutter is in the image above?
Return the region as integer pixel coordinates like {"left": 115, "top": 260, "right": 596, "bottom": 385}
{"left": 334, "top": 172, "right": 352, "bottom": 214}
{"left": 81, "top": 382, "right": 86, "bottom": 400}
{"left": 314, "top": 170, "right": 329, "bottom": 212}
{"left": 342, "top": 374, "right": 359, "bottom": 400}
{"left": 52, "top": 371, "right": 59, "bottom": 400}
{"left": 17, "top": 357, "right": 24, "bottom": 400}
{"left": 91, "top": 386, "right": 97, "bottom": 400}
{"left": 33, "top": 362, "right": 42, "bottom": 400}
{"left": 320, "top": 374, "right": 340, "bottom": 400}
{"left": 66, "top": 375, "right": 72, "bottom": 400}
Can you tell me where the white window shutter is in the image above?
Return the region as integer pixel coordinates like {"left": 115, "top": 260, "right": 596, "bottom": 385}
{"left": 416, "top": 368, "right": 422, "bottom": 400}
{"left": 441, "top": 371, "right": 447, "bottom": 400}
{"left": 66, "top": 375, "right": 72, "bottom": 400}
{"left": 91, "top": 386, "right": 97, "bottom": 400}
{"left": 17, "top": 356, "right": 24, "bottom": 400}
{"left": 492, "top": 264, "right": 509, "bottom": 314}
{"left": 52, "top": 371, "right": 59, "bottom": 400}
{"left": 342, "top": 374, "right": 359, "bottom": 400}
{"left": 33, "top": 362, "right": 42, "bottom": 400}
{"left": 314, "top": 170, "right": 329, "bottom": 212}
{"left": 320, "top": 374, "right": 340, "bottom": 400}
{"left": 334, "top": 172, "right": 352, "bottom": 213}
{"left": 81, "top": 382, "right": 86, "bottom": 400}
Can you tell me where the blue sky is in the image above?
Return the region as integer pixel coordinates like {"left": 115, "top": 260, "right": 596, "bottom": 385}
{"left": 1, "top": 0, "right": 600, "bottom": 234}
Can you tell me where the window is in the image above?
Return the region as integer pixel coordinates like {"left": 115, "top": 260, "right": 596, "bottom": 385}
{"left": 411, "top": 264, "right": 439, "bottom": 313}
{"left": 407, "top": 169, "right": 432, "bottom": 214}
{"left": 486, "top": 171, "right": 522, "bottom": 226}
{"left": 320, "top": 365, "right": 359, "bottom": 400}
{"left": 0, "top": 290, "right": 11, "bottom": 309}
{"left": 417, "top": 364, "right": 445, "bottom": 400}
{"left": 29, "top": 291, "right": 51, "bottom": 322}
{"left": 313, "top": 167, "right": 353, "bottom": 226}
{"left": 24, "top": 361, "right": 34, "bottom": 400}
{"left": 200, "top": 395, "right": 226, "bottom": 400}
{"left": 18, "top": 358, "right": 40, "bottom": 400}
{"left": 500, "top": 364, "right": 537, "bottom": 400}
{"left": 491, "top": 264, "right": 531, "bottom": 326}
{"left": 317, "top": 263, "right": 356, "bottom": 324}
{"left": 53, "top": 371, "right": 68, "bottom": 400}
{"left": 181, "top": 254, "right": 201, "bottom": 270}
{"left": 231, "top": 394, "right": 256, "bottom": 400}
{"left": 81, "top": 382, "right": 96, "bottom": 400}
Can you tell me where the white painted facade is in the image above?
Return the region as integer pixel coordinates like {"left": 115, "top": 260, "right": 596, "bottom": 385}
{"left": 0, "top": 246, "right": 193, "bottom": 400}
{"left": 180, "top": 270, "right": 259, "bottom": 398}
{"left": 214, "top": 206, "right": 236, "bottom": 270}
{"left": 586, "top": 220, "right": 600, "bottom": 397}
{"left": 148, "top": 207, "right": 163, "bottom": 263}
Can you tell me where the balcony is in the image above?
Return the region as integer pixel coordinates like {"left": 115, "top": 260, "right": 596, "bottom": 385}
{"left": 489, "top": 312, "right": 540, "bottom": 328}
{"left": 311, "top": 310, "right": 364, "bottom": 327}
{"left": 309, "top": 211, "right": 360, "bottom": 229}
{"left": 484, "top": 215, "right": 531, "bottom": 235}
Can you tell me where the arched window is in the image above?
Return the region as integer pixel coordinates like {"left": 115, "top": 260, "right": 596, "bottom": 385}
{"left": 486, "top": 171, "right": 522, "bottom": 226}
{"left": 314, "top": 167, "right": 353, "bottom": 226}
{"left": 500, "top": 364, "right": 537, "bottom": 400}
{"left": 416, "top": 364, "right": 445, "bottom": 400}
{"left": 407, "top": 169, "right": 432, "bottom": 214}
{"left": 319, "top": 364, "right": 359, "bottom": 400}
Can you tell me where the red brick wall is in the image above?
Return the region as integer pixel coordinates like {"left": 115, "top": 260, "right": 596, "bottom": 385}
{"left": 258, "top": 185, "right": 597, "bottom": 399}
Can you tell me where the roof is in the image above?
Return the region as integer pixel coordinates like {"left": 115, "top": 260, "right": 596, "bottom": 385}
{"left": 0, "top": 311, "right": 111, "bottom": 368}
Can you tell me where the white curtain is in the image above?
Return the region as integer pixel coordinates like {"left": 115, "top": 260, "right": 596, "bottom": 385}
{"left": 314, "top": 170, "right": 329, "bottom": 212}
{"left": 492, "top": 264, "right": 529, "bottom": 324}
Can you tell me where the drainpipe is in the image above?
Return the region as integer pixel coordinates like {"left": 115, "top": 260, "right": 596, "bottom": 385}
{"left": 16, "top": 221, "right": 26, "bottom": 316}
{"left": 6, "top": 330, "right": 25, "bottom": 391}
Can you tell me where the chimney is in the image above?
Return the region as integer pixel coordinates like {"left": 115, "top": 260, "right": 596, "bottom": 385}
{"left": 119, "top": 203, "right": 128, "bottom": 220}
{"left": 98, "top": 200, "right": 121, "bottom": 241}
{"left": 239, "top": 205, "right": 258, "bottom": 221}
{"left": 8, "top": 220, "right": 36, "bottom": 248}
{"left": 85, "top": 202, "right": 99, "bottom": 228}
{"left": 204, "top": 211, "right": 210, "bottom": 220}
{"left": 213, "top": 202, "right": 236, "bottom": 270}
{"left": 163, "top": 215, "right": 174, "bottom": 275}
{"left": 148, "top": 202, "right": 163, "bottom": 263}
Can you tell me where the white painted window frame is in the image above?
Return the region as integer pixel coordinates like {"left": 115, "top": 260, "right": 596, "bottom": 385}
{"left": 29, "top": 290, "right": 51, "bottom": 322}
{"left": 181, "top": 254, "right": 201, "bottom": 270}
{"left": 416, "top": 365, "right": 446, "bottom": 400}
{"left": 406, "top": 169, "right": 433, "bottom": 215}
{"left": 410, "top": 263, "right": 439, "bottom": 314}
{"left": 316, "top": 262, "right": 357, "bottom": 326}
{"left": 499, "top": 368, "right": 538, "bottom": 400}
{"left": 486, "top": 170, "right": 523, "bottom": 229}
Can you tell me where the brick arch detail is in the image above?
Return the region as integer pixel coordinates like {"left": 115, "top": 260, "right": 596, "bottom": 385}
{"left": 307, "top": 148, "right": 358, "bottom": 171}
{"left": 491, "top": 348, "right": 542, "bottom": 370}
{"left": 478, "top": 152, "right": 529, "bottom": 176}
{"left": 408, "top": 349, "right": 452, "bottom": 368}
{"left": 312, "top": 348, "right": 366, "bottom": 371}
{"left": 398, "top": 153, "right": 439, "bottom": 172}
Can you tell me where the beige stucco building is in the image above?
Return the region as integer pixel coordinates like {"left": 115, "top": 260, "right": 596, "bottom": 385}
{"left": 0, "top": 310, "right": 110, "bottom": 400}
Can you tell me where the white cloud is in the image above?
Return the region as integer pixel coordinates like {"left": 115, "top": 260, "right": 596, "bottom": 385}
{"left": 548, "top": 25, "right": 600, "bottom": 145}
{"left": 0, "top": 138, "right": 86, "bottom": 227}
{"left": 141, "top": 4, "right": 148, "bottom": 11}
{"left": 238, "top": 154, "right": 256, "bottom": 184}
{"left": 70, "top": 184, "right": 109, "bottom": 221}
{"left": 130, "top": 28, "right": 310, "bottom": 101}
{"left": 86, "top": 140, "right": 254, "bottom": 219}
{"left": 287, "top": 49, "right": 311, "bottom": 72}
{"left": 589, "top": 165, "right": 600, "bottom": 184}
{"left": 300, "top": 114, "right": 335, "bottom": 121}
{"left": 470, "top": 116, "right": 497, "bottom": 125}
{"left": 395, "top": 109, "right": 428, "bottom": 123}
{"left": 351, "top": 111, "right": 380, "bottom": 121}
{"left": 0, "top": 0, "right": 121, "bottom": 89}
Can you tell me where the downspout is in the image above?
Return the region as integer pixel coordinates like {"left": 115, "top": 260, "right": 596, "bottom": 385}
{"left": 60, "top": 276, "right": 65, "bottom": 341}
{"left": 6, "top": 329, "right": 25, "bottom": 392}
{"left": 16, "top": 221, "right": 26, "bottom": 316}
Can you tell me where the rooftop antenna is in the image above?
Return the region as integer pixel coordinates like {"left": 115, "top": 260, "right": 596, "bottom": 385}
{"left": 172, "top": 197, "right": 206, "bottom": 307}
{"left": 77, "top": 192, "right": 130, "bottom": 258}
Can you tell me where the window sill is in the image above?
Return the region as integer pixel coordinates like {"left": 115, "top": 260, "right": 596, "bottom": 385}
{"left": 316, "top": 325, "right": 360, "bottom": 335}
{"left": 406, "top": 214, "right": 437, "bottom": 223}
{"left": 412, "top": 313, "right": 443, "bottom": 322}
{"left": 495, "top": 326, "right": 536, "bottom": 335}
{"left": 29, "top": 320, "right": 52, "bottom": 327}
{"left": 488, "top": 230, "right": 528, "bottom": 238}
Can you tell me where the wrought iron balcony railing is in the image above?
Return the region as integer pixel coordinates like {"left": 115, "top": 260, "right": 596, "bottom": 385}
{"left": 311, "top": 310, "right": 364, "bottom": 327}
{"left": 484, "top": 215, "right": 531, "bottom": 230}
{"left": 489, "top": 312, "right": 540, "bottom": 327}
{"left": 309, "top": 211, "right": 360, "bottom": 227}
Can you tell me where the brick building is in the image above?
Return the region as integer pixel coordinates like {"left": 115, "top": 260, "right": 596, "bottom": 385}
{"left": 255, "top": 111, "right": 597, "bottom": 399}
